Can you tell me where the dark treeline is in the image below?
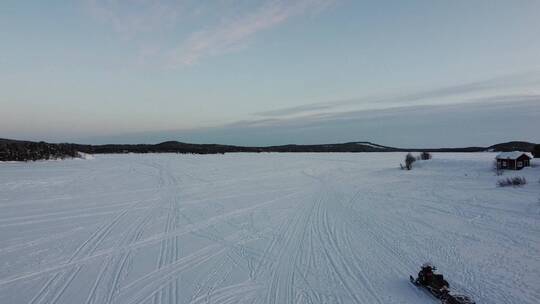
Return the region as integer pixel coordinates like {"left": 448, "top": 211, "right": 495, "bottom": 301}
{"left": 0, "top": 139, "right": 79, "bottom": 161}
{"left": 72, "top": 141, "right": 398, "bottom": 154}
{"left": 74, "top": 141, "right": 261, "bottom": 154}
{"left": 1, "top": 138, "right": 538, "bottom": 162}
{"left": 533, "top": 144, "right": 540, "bottom": 158}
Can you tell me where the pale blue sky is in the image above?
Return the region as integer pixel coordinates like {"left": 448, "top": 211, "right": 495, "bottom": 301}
{"left": 1, "top": 0, "right": 539, "bottom": 145}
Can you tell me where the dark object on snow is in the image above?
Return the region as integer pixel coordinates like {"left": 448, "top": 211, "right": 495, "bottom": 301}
{"left": 416, "top": 263, "right": 448, "bottom": 289}
{"left": 400, "top": 153, "right": 416, "bottom": 170}
{"left": 420, "top": 151, "right": 432, "bottom": 160}
{"left": 410, "top": 263, "right": 475, "bottom": 304}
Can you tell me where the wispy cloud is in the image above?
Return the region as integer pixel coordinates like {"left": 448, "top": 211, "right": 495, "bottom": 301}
{"left": 168, "top": 0, "right": 335, "bottom": 67}
{"left": 254, "top": 70, "right": 540, "bottom": 117}
{"left": 86, "top": 0, "right": 182, "bottom": 40}
{"left": 77, "top": 97, "right": 540, "bottom": 147}
{"left": 85, "top": 0, "right": 335, "bottom": 67}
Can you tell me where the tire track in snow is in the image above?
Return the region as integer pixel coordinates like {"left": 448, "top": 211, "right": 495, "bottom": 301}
{"left": 114, "top": 231, "right": 254, "bottom": 304}
{"left": 26, "top": 160, "right": 167, "bottom": 304}
{"left": 28, "top": 206, "right": 133, "bottom": 304}
{"left": 300, "top": 170, "right": 368, "bottom": 303}
{"left": 187, "top": 282, "right": 260, "bottom": 304}
{"left": 334, "top": 186, "right": 444, "bottom": 302}
{"left": 0, "top": 207, "right": 150, "bottom": 228}
{"left": 152, "top": 199, "right": 181, "bottom": 304}
{"left": 151, "top": 159, "right": 182, "bottom": 304}
{"left": 253, "top": 169, "right": 370, "bottom": 304}
{"left": 251, "top": 191, "right": 318, "bottom": 304}
{"left": 0, "top": 227, "right": 83, "bottom": 255}
{"left": 0, "top": 201, "right": 141, "bottom": 225}
{"left": 322, "top": 200, "right": 386, "bottom": 303}
{"left": 312, "top": 195, "right": 368, "bottom": 304}
{"left": 188, "top": 253, "right": 239, "bottom": 304}
{"left": 0, "top": 192, "right": 297, "bottom": 288}
{"left": 302, "top": 169, "right": 389, "bottom": 304}
{"left": 84, "top": 199, "right": 162, "bottom": 304}
{"left": 154, "top": 161, "right": 300, "bottom": 304}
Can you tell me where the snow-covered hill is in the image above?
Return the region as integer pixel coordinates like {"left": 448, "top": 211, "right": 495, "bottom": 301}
{"left": 0, "top": 153, "right": 538, "bottom": 304}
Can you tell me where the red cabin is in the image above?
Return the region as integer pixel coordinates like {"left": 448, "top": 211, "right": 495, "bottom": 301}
{"left": 495, "top": 152, "right": 532, "bottom": 170}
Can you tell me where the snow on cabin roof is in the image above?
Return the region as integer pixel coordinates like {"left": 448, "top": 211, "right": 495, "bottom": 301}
{"left": 495, "top": 151, "right": 532, "bottom": 160}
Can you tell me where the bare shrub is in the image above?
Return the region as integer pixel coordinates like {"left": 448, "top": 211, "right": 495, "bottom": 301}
{"left": 420, "top": 151, "right": 432, "bottom": 160}
{"left": 497, "top": 176, "right": 527, "bottom": 187}
{"left": 400, "top": 153, "right": 416, "bottom": 170}
{"left": 493, "top": 160, "right": 503, "bottom": 176}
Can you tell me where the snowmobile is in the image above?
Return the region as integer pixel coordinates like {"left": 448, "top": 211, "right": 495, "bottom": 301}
{"left": 410, "top": 263, "right": 475, "bottom": 304}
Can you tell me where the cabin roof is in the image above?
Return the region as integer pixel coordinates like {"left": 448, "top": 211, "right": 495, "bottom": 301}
{"left": 495, "top": 151, "right": 532, "bottom": 160}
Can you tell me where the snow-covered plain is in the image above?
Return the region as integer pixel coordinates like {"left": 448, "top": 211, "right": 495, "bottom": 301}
{"left": 1, "top": 153, "right": 539, "bottom": 304}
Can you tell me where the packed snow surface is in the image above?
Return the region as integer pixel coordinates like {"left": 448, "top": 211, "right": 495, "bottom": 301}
{"left": 1, "top": 153, "right": 539, "bottom": 304}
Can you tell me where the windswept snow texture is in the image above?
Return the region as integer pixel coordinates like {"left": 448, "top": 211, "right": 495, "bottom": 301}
{"left": 1, "top": 153, "right": 539, "bottom": 304}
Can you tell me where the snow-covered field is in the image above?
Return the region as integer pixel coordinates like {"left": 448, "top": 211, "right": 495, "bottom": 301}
{"left": 1, "top": 153, "right": 539, "bottom": 304}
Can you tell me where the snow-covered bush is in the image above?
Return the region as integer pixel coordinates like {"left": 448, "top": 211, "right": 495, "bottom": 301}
{"left": 401, "top": 153, "right": 416, "bottom": 170}
{"left": 497, "top": 176, "right": 527, "bottom": 187}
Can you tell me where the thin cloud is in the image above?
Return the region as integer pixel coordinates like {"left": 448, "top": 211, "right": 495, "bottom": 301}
{"left": 210, "top": 95, "right": 540, "bottom": 147}
{"left": 254, "top": 70, "right": 540, "bottom": 117}
{"left": 86, "top": 0, "right": 182, "bottom": 40}
{"left": 168, "top": 0, "right": 336, "bottom": 67}
{"left": 76, "top": 97, "right": 540, "bottom": 147}
{"left": 85, "top": 0, "right": 335, "bottom": 67}
{"left": 255, "top": 102, "right": 338, "bottom": 117}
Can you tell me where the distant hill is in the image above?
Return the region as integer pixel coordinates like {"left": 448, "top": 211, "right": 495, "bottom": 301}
{"left": 486, "top": 141, "right": 537, "bottom": 152}
{"left": 0, "top": 138, "right": 538, "bottom": 161}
